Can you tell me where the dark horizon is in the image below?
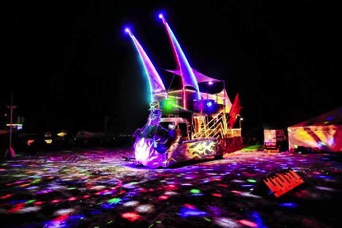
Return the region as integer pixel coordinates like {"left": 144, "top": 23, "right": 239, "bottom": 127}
{"left": 1, "top": 1, "right": 341, "bottom": 136}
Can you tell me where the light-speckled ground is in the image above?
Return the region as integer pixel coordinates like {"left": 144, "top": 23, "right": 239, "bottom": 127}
{"left": 1, "top": 148, "right": 341, "bottom": 228}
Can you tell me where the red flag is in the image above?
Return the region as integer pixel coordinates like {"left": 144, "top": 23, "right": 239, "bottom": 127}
{"left": 228, "top": 93, "right": 242, "bottom": 129}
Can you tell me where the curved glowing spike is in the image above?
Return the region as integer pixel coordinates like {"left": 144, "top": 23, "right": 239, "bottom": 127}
{"left": 158, "top": 14, "right": 201, "bottom": 104}
{"left": 125, "top": 28, "right": 167, "bottom": 103}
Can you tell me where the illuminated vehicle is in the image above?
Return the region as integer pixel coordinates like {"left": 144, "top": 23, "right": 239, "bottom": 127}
{"left": 263, "top": 129, "right": 287, "bottom": 152}
{"left": 126, "top": 13, "right": 243, "bottom": 168}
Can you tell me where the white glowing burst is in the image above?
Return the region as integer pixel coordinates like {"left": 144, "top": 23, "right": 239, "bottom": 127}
{"left": 135, "top": 204, "right": 155, "bottom": 213}
{"left": 17, "top": 206, "right": 41, "bottom": 213}
{"left": 240, "top": 192, "right": 262, "bottom": 198}
{"left": 214, "top": 217, "right": 241, "bottom": 228}
{"left": 90, "top": 185, "right": 106, "bottom": 190}
{"left": 164, "top": 191, "right": 178, "bottom": 196}
{"left": 54, "top": 208, "right": 76, "bottom": 216}
{"left": 123, "top": 200, "right": 140, "bottom": 207}
{"left": 315, "top": 186, "right": 336, "bottom": 191}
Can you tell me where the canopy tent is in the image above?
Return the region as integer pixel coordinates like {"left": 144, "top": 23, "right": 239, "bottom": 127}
{"left": 165, "top": 68, "right": 222, "bottom": 84}
{"left": 165, "top": 68, "right": 232, "bottom": 113}
{"left": 287, "top": 107, "right": 342, "bottom": 152}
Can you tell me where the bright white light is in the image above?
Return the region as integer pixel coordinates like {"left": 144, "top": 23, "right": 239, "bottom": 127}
{"left": 125, "top": 27, "right": 131, "bottom": 35}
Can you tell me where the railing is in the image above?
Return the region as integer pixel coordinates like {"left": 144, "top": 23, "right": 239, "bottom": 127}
{"left": 192, "top": 111, "right": 227, "bottom": 139}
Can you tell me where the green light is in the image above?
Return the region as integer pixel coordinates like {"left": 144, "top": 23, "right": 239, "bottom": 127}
{"left": 161, "top": 98, "right": 177, "bottom": 113}
{"left": 26, "top": 199, "right": 35, "bottom": 204}
{"left": 190, "top": 189, "right": 200, "bottom": 194}
{"left": 108, "top": 198, "right": 121, "bottom": 204}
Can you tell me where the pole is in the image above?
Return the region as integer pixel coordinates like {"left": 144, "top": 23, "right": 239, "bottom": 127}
{"left": 4, "top": 93, "right": 16, "bottom": 158}
{"left": 239, "top": 117, "right": 243, "bottom": 129}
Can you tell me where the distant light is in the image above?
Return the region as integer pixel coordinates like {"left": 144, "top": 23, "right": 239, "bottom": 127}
{"left": 27, "top": 139, "right": 35, "bottom": 146}
{"left": 57, "top": 132, "right": 67, "bottom": 137}
{"left": 6, "top": 123, "right": 22, "bottom": 128}
{"left": 158, "top": 13, "right": 164, "bottom": 19}
{"left": 208, "top": 81, "right": 213, "bottom": 85}
{"left": 45, "top": 139, "right": 52, "bottom": 144}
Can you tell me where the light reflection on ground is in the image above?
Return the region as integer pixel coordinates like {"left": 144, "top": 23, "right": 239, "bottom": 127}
{"left": 0, "top": 148, "right": 342, "bottom": 227}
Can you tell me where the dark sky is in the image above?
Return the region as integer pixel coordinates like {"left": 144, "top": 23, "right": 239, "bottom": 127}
{"left": 1, "top": 1, "right": 341, "bottom": 136}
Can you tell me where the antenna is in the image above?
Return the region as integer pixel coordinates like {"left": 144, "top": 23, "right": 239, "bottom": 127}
{"left": 4, "top": 93, "right": 17, "bottom": 158}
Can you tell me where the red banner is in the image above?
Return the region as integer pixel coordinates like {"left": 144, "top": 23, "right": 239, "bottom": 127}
{"left": 228, "top": 93, "right": 242, "bottom": 129}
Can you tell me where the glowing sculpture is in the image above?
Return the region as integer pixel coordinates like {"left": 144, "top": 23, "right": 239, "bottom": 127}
{"left": 126, "top": 13, "right": 243, "bottom": 168}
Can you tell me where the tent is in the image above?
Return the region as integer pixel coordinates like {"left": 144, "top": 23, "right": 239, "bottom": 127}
{"left": 287, "top": 107, "right": 342, "bottom": 152}
{"left": 165, "top": 68, "right": 232, "bottom": 113}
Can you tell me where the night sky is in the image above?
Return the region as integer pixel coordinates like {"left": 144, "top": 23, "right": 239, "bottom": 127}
{"left": 1, "top": 1, "right": 341, "bottom": 137}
